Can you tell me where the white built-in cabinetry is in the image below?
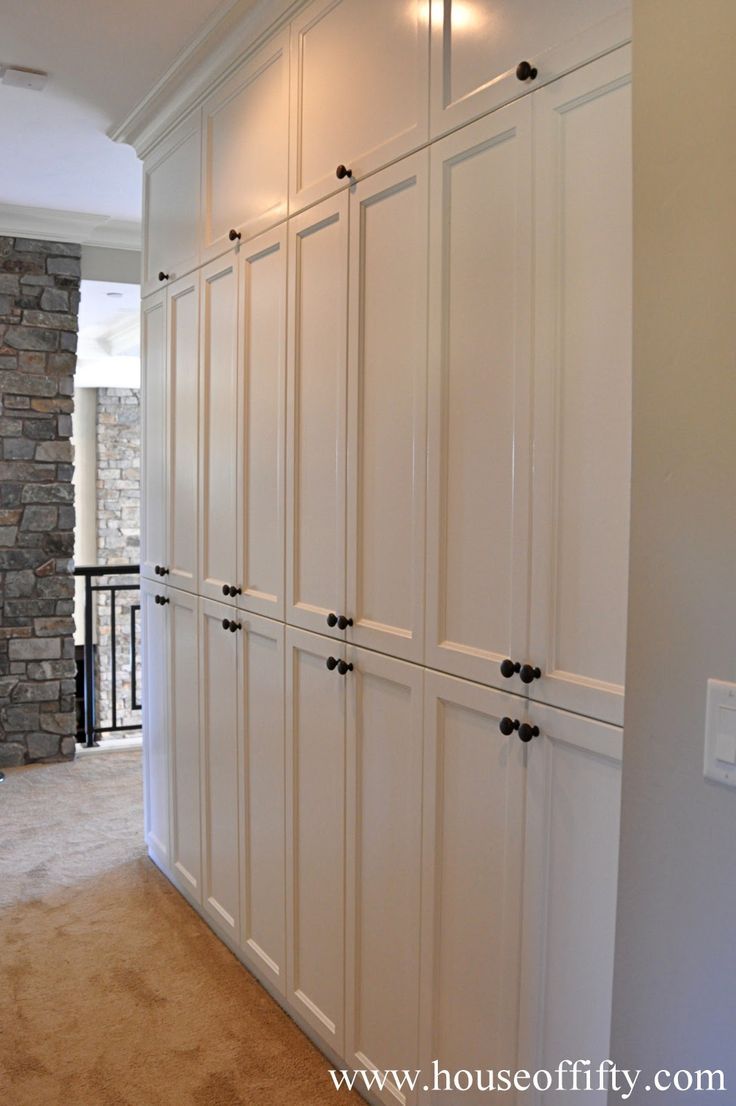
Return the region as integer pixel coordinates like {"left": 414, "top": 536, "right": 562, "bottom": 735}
{"left": 140, "top": 2, "right": 631, "bottom": 1099}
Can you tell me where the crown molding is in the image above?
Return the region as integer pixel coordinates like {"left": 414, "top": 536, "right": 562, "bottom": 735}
{"left": 0, "top": 203, "right": 141, "bottom": 251}
{"left": 109, "top": 0, "right": 308, "bottom": 159}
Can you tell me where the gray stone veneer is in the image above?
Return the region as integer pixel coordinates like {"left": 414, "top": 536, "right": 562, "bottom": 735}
{"left": 0, "top": 236, "right": 79, "bottom": 765}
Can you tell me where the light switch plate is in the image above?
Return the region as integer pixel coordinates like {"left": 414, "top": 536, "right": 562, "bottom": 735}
{"left": 704, "top": 679, "right": 736, "bottom": 786}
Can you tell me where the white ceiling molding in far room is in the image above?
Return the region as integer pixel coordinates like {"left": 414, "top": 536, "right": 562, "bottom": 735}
{"left": 0, "top": 203, "right": 141, "bottom": 251}
{"left": 76, "top": 280, "right": 140, "bottom": 389}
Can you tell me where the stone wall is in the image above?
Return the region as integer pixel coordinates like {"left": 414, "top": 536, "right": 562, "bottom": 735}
{"left": 95, "top": 388, "right": 141, "bottom": 730}
{"left": 0, "top": 236, "right": 79, "bottom": 765}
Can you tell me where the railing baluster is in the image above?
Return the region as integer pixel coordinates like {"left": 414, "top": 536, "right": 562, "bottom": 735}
{"left": 83, "top": 570, "right": 97, "bottom": 748}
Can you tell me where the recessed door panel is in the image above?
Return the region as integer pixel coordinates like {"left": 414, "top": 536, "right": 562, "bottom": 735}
{"left": 141, "top": 291, "right": 167, "bottom": 583}
{"left": 141, "top": 578, "right": 170, "bottom": 868}
{"left": 168, "top": 272, "right": 199, "bottom": 593}
{"left": 169, "top": 588, "right": 201, "bottom": 898}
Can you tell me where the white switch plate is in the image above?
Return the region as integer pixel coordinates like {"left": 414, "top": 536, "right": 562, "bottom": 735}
{"left": 704, "top": 679, "right": 736, "bottom": 786}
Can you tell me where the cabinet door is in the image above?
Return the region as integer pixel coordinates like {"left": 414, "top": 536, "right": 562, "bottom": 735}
{"left": 529, "top": 48, "right": 632, "bottom": 726}
{"left": 419, "top": 671, "right": 526, "bottom": 1103}
{"left": 168, "top": 587, "right": 201, "bottom": 901}
{"left": 345, "top": 647, "right": 423, "bottom": 1106}
{"left": 285, "top": 627, "right": 346, "bottom": 1054}
{"left": 141, "top": 578, "right": 170, "bottom": 869}
{"left": 199, "top": 253, "right": 240, "bottom": 603}
{"left": 142, "top": 112, "right": 201, "bottom": 298}
{"left": 238, "top": 226, "right": 287, "bottom": 621}
{"left": 286, "top": 194, "right": 348, "bottom": 638}
{"left": 141, "top": 290, "right": 168, "bottom": 583}
{"left": 430, "top": 0, "right": 630, "bottom": 138}
{"left": 201, "top": 30, "right": 289, "bottom": 262}
{"left": 289, "top": 0, "right": 429, "bottom": 213}
{"left": 425, "top": 99, "right": 533, "bottom": 691}
{"left": 239, "top": 611, "right": 286, "bottom": 994}
{"left": 518, "top": 704, "right": 622, "bottom": 1104}
{"left": 200, "top": 597, "right": 241, "bottom": 940}
{"left": 167, "top": 271, "right": 199, "bottom": 593}
{"left": 346, "top": 153, "right": 428, "bottom": 664}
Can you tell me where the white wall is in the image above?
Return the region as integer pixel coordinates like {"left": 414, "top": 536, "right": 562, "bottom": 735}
{"left": 81, "top": 245, "right": 140, "bottom": 283}
{"left": 610, "top": 1, "right": 736, "bottom": 1098}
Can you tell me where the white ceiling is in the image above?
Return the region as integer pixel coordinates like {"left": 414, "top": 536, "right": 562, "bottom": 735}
{"left": 0, "top": 0, "right": 231, "bottom": 227}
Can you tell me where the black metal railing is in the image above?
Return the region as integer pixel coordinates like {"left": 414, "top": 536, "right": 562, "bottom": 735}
{"left": 74, "top": 564, "right": 141, "bottom": 748}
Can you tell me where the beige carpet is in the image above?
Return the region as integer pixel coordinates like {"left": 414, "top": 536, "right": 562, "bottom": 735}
{"left": 0, "top": 750, "right": 361, "bottom": 1106}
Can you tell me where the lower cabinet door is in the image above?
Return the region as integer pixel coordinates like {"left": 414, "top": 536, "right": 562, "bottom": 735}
{"left": 141, "top": 578, "right": 171, "bottom": 869}
{"left": 200, "top": 597, "right": 241, "bottom": 940}
{"left": 518, "top": 704, "right": 622, "bottom": 1105}
{"left": 168, "top": 588, "right": 202, "bottom": 901}
{"left": 286, "top": 626, "right": 346, "bottom": 1054}
{"left": 419, "top": 671, "right": 527, "bottom": 1104}
{"left": 239, "top": 611, "right": 286, "bottom": 994}
{"left": 345, "top": 646, "right": 424, "bottom": 1106}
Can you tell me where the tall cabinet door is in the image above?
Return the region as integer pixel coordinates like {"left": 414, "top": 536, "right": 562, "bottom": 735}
{"left": 140, "top": 290, "right": 168, "bottom": 583}
{"left": 141, "top": 578, "right": 170, "bottom": 870}
{"left": 199, "top": 253, "right": 240, "bottom": 603}
{"left": 425, "top": 99, "right": 533, "bottom": 691}
{"left": 289, "top": 0, "right": 429, "bottom": 213}
{"left": 167, "top": 271, "right": 199, "bottom": 593}
{"left": 238, "top": 226, "right": 287, "bottom": 621}
{"left": 529, "top": 47, "right": 632, "bottom": 727}
{"left": 419, "top": 671, "right": 527, "bottom": 1104}
{"left": 345, "top": 647, "right": 424, "bottom": 1106}
{"left": 168, "top": 587, "right": 201, "bottom": 901}
{"left": 199, "top": 597, "right": 241, "bottom": 941}
{"left": 346, "top": 153, "right": 428, "bottom": 664}
{"left": 286, "top": 194, "right": 349, "bottom": 639}
{"left": 286, "top": 627, "right": 346, "bottom": 1054}
{"left": 142, "top": 111, "right": 201, "bottom": 298}
{"left": 239, "top": 611, "right": 286, "bottom": 995}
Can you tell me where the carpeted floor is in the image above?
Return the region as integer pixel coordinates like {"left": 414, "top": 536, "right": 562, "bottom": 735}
{"left": 0, "top": 750, "right": 361, "bottom": 1106}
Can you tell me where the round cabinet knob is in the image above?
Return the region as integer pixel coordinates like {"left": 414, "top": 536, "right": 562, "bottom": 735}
{"left": 500, "top": 658, "right": 521, "bottom": 679}
{"left": 229, "top": 621, "right": 241, "bottom": 633}
{"left": 155, "top": 594, "right": 169, "bottom": 605}
{"left": 326, "top": 656, "right": 339, "bottom": 671}
{"left": 516, "top": 60, "right": 538, "bottom": 82}
{"left": 222, "top": 584, "right": 241, "bottom": 597}
{"left": 222, "top": 618, "right": 231, "bottom": 630}
{"left": 337, "top": 660, "right": 353, "bottom": 676}
{"left": 518, "top": 722, "right": 540, "bottom": 743}
{"left": 337, "top": 615, "right": 353, "bottom": 630}
{"left": 499, "top": 716, "right": 520, "bottom": 737}
{"left": 158, "top": 271, "right": 169, "bottom": 282}
{"left": 229, "top": 229, "right": 241, "bottom": 242}
{"left": 336, "top": 164, "right": 353, "bottom": 180}
{"left": 519, "top": 664, "right": 542, "bottom": 685}
{"left": 326, "top": 613, "right": 338, "bottom": 628}
{"left": 222, "top": 584, "right": 229, "bottom": 596}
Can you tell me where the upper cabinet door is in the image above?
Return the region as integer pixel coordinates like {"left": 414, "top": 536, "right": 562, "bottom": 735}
{"left": 425, "top": 99, "right": 533, "bottom": 691}
{"left": 201, "top": 31, "right": 289, "bottom": 263}
{"left": 289, "top": 0, "right": 429, "bottom": 213}
{"left": 430, "top": 0, "right": 630, "bottom": 138}
{"left": 143, "top": 111, "right": 201, "bottom": 299}
{"left": 167, "top": 271, "right": 199, "bottom": 593}
{"left": 345, "top": 153, "right": 428, "bottom": 664}
{"left": 529, "top": 48, "right": 631, "bottom": 727}
{"left": 199, "top": 253, "right": 240, "bottom": 603}
{"left": 237, "top": 226, "right": 287, "bottom": 621}
{"left": 286, "top": 193, "right": 349, "bottom": 638}
{"left": 140, "top": 290, "right": 168, "bottom": 583}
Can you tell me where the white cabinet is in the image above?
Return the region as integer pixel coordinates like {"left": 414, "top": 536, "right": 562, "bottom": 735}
{"left": 141, "top": 578, "right": 171, "bottom": 869}
{"left": 141, "top": 290, "right": 168, "bottom": 583}
{"left": 430, "top": 0, "right": 630, "bottom": 138}
{"left": 419, "top": 671, "right": 526, "bottom": 1102}
{"left": 286, "top": 194, "right": 349, "bottom": 638}
{"left": 345, "top": 153, "right": 429, "bottom": 664}
{"left": 289, "top": 0, "right": 429, "bottom": 212}
{"left": 167, "top": 271, "right": 200, "bottom": 593}
{"left": 200, "top": 597, "right": 241, "bottom": 940}
{"left": 142, "top": 111, "right": 201, "bottom": 298}
{"left": 239, "top": 611, "right": 286, "bottom": 994}
{"left": 529, "top": 47, "right": 632, "bottom": 727}
{"left": 345, "top": 647, "right": 424, "bottom": 1106}
{"left": 201, "top": 31, "right": 289, "bottom": 263}
{"left": 237, "top": 226, "right": 287, "bottom": 621}
{"left": 199, "top": 252, "right": 240, "bottom": 603}
{"left": 168, "top": 587, "right": 202, "bottom": 901}
{"left": 425, "top": 99, "right": 533, "bottom": 690}
{"left": 286, "top": 626, "right": 346, "bottom": 1054}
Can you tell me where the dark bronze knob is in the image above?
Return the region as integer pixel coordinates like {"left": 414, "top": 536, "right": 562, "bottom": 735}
{"left": 518, "top": 722, "right": 540, "bottom": 743}
{"left": 516, "top": 60, "right": 538, "bottom": 81}
{"left": 158, "top": 271, "right": 169, "bottom": 282}
{"left": 499, "top": 717, "right": 520, "bottom": 736}
{"left": 155, "top": 594, "right": 169, "bottom": 605}
{"left": 326, "top": 656, "right": 338, "bottom": 671}
{"left": 500, "top": 658, "right": 521, "bottom": 679}
{"left": 222, "top": 618, "right": 231, "bottom": 630}
{"left": 327, "top": 613, "right": 338, "bottom": 628}
{"left": 337, "top": 615, "right": 353, "bottom": 630}
{"left": 336, "top": 164, "right": 353, "bottom": 180}
{"left": 519, "top": 664, "right": 542, "bottom": 685}
{"left": 229, "top": 621, "right": 241, "bottom": 633}
{"left": 229, "top": 229, "right": 241, "bottom": 241}
{"left": 155, "top": 565, "right": 161, "bottom": 575}
{"left": 222, "top": 584, "right": 241, "bottom": 597}
{"left": 337, "top": 660, "right": 353, "bottom": 676}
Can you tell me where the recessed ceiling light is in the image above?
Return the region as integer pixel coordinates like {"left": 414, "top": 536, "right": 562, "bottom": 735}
{"left": 2, "top": 67, "right": 48, "bottom": 92}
